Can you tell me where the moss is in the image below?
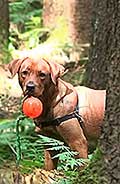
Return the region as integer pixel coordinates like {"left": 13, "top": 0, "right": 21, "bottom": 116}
{"left": 73, "top": 148, "right": 103, "bottom": 184}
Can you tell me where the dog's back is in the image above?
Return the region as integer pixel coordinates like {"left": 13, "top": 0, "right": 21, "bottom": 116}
{"left": 75, "top": 86, "right": 106, "bottom": 140}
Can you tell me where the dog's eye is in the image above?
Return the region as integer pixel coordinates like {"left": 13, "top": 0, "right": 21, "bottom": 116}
{"left": 39, "top": 72, "right": 46, "bottom": 79}
{"left": 21, "top": 71, "right": 28, "bottom": 78}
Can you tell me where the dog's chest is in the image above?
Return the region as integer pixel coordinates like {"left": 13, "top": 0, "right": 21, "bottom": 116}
{"left": 53, "top": 98, "right": 76, "bottom": 118}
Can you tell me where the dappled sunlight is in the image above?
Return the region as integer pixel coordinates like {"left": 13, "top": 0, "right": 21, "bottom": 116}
{"left": 11, "top": 43, "right": 70, "bottom": 65}
{"left": 0, "top": 66, "right": 22, "bottom": 97}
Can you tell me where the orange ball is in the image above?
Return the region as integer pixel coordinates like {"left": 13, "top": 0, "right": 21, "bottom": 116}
{"left": 22, "top": 96, "right": 43, "bottom": 118}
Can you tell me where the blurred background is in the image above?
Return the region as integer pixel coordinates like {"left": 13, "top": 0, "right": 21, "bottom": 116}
{"left": 0, "top": 0, "right": 119, "bottom": 183}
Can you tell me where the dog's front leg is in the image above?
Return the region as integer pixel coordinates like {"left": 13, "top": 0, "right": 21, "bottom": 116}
{"left": 56, "top": 119, "right": 88, "bottom": 159}
{"left": 44, "top": 149, "right": 59, "bottom": 170}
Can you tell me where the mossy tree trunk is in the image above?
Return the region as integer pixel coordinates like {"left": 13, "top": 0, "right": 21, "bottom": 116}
{"left": 0, "top": 0, "right": 9, "bottom": 64}
{"left": 82, "top": 0, "right": 120, "bottom": 183}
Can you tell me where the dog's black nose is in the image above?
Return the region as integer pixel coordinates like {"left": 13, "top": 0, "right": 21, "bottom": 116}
{"left": 26, "top": 81, "right": 35, "bottom": 91}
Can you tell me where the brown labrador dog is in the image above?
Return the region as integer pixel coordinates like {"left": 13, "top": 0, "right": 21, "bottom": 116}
{"left": 8, "top": 57, "right": 106, "bottom": 170}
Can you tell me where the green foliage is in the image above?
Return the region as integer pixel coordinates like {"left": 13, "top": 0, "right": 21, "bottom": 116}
{"left": 9, "top": 0, "right": 42, "bottom": 29}
{"left": 9, "top": 3, "right": 72, "bottom": 57}
{"left": 57, "top": 171, "right": 79, "bottom": 184}
{"left": 73, "top": 148, "right": 102, "bottom": 184}
{"left": 37, "top": 135, "right": 89, "bottom": 171}
{"left": 0, "top": 118, "right": 44, "bottom": 172}
{"left": 9, "top": 0, "right": 45, "bottom": 51}
{"left": 0, "top": 38, "right": 12, "bottom": 63}
{"left": 19, "top": 135, "right": 44, "bottom": 173}
{"left": 0, "top": 118, "right": 88, "bottom": 175}
{"left": 0, "top": 117, "right": 99, "bottom": 183}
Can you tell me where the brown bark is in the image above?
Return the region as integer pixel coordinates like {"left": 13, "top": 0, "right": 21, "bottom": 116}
{"left": 0, "top": 0, "right": 9, "bottom": 63}
{"left": 65, "top": 0, "right": 93, "bottom": 60}
{"left": 84, "top": 0, "right": 120, "bottom": 183}
{"left": 65, "top": 0, "right": 92, "bottom": 45}
{"left": 100, "top": 60, "right": 120, "bottom": 184}
{"left": 84, "top": 0, "right": 120, "bottom": 89}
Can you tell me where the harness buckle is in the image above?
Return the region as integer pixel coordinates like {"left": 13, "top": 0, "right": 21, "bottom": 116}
{"left": 73, "top": 111, "right": 83, "bottom": 124}
{"left": 56, "top": 117, "right": 62, "bottom": 125}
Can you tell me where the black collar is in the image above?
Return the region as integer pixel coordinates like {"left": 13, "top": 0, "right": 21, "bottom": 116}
{"left": 35, "top": 103, "right": 84, "bottom": 128}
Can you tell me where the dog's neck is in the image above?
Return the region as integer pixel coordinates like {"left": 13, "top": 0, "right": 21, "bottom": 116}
{"left": 38, "top": 79, "right": 66, "bottom": 119}
{"left": 40, "top": 82, "right": 58, "bottom": 115}
{"left": 36, "top": 78, "right": 78, "bottom": 122}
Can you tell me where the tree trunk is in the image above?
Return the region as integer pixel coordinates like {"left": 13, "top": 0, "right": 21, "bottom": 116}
{"left": 43, "top": 0, "right": 65, "bottom": 28}
{"left": 83, "top": 0, "right": 120, "bottom": 183}
{"left": 84, "top": 0, "right": 108, "bottom": 89}
{"left": 66, "top": 0, "right": 92, "bottom": 60}
{"left": 43, "top": 0, "right": 92, "bottom": 61}
{"left": 100, "top": 57, "right": 120, "bottom": 184}
{"left": 0, "top": 0, "right": 9, "bottom": 64}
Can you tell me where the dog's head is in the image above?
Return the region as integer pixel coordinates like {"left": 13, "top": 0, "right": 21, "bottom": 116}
{"left": 8, "top": 57, "right": 65, "bottom": 98}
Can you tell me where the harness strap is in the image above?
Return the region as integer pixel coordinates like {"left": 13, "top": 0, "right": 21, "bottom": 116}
{"left": 35, "top": 104, "right": 84, "bottom": 128}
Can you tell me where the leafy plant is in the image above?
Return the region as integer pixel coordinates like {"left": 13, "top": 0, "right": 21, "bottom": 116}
{"left": 9, "top": 0, "right": 44, "bottom": 51}
{"left": 73, "top": 149, "right": 102, "bottom": 184}
{"left": 0, "top": 116, "right": 99, "bottom": 184}
{"left": 0, "top": 117, "right": 44, "bottom": 171}
{"left": 37, "top": 135, "right": 89, "bottom": 171}
{"left": 9, "top": 0, "right": 42, "bottom": 31}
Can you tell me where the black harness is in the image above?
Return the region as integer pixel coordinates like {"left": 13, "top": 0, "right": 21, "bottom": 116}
{"left": 35, "top": 103, "right": 84, "bottom": 128}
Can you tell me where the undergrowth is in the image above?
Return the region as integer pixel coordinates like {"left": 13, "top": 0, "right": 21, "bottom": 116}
{"left": 0, "top": 117, "right": 91, "bottom": 183}
{"left": 73, "top": 148, "right": 102, "bottom": 184}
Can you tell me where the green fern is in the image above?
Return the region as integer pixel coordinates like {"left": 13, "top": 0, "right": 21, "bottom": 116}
{"left": 37, "top": 135, "right": 89, "bottom": 171}
{"left": 0, "top": 118, "right": 89, "bottom": 176}
{"left": 9, "top": 0, "right": 42, "bottom": 27}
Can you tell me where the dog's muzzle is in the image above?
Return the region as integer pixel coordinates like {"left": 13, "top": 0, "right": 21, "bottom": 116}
{"left": 26, "top": 81, "right": 35, "bottom": 90}
{"left": 26, "top": 81, "right": 35, "bottom": 95}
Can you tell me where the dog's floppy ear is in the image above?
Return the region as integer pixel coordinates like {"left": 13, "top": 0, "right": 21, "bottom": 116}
{"left": 7, "top": 57, "right": 28, "bottom": 78}
{"left": 43, "top": 59, "right": 65, "bottom": 84}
